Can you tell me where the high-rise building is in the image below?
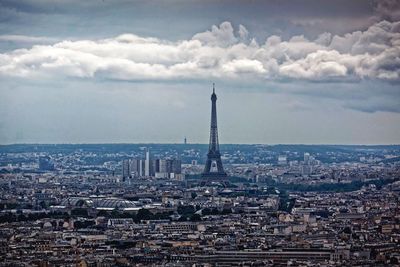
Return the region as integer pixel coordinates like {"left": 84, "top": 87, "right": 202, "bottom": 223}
{"left": 302, "top": 152, "right": 313, "bottom": 176}
{"left": 200, "top": 84, "right": 229, "bottom": 186}
{"left": 128, "top": 159, "right": 145, "bottom": 177}
{"left": 302, "top": 165, "right": 312, "bottom": 176}
{"left": 130, "top": 159, "right": 139, "bottom": 177}
{"left": 168, "top": 159, "right": 181, "bottom": 175}
{"left": 159, "top": 159, "right": 167, "bottom": 173}
{"left": 139, "top": 159, "right": 144, "bottom": 176}
{"left": 145, "top": 148, "right": 150, "bottom": 176}
{"left": 151, "top": 159, "right": 158, "bottom": 176}
{"left": 155, "top": 159, "right": 168, "bottom": 178}
{"left": 122, "top": 159, "right": 130, "bottom": 181}
{"left": 304, "top": 152, "right": 310, "bottom": 164}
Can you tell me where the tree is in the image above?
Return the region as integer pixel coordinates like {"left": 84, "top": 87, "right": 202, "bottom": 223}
{"left": 135, "top": 208, "right": 153, "bottom": 221}
{"left": 39, "top": 201, "right": 47, "bottom": 209}
{"left": 211, "top": 208, "right": 219, "bottom": 215}
{"left": 190, "top": 214, "right": 202, "bottom": 221}
{"left": 97, "top": 210, "right": 110, "bottom": 217}
{"left": 177, "top": 205, "right": 195, "bottom": 217}
{"left": 71, "top": 208, "right": 88, "bottom": 217}
{"left": 110, "top": 210, "right": 121, "bottom": 218}
{"left": 202, "top": 208, "right": 211, "bottom": 215}
{"left": 221, "top": 208, "right": 232, "bottom": 215}
{"left": 343, "top": 227, "right": 352, "bottom": 234}
{"left": 75, "top": 220, "right": 95, "bottom": 229}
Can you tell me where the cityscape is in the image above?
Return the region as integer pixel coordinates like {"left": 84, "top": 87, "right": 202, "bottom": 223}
{"left": 1, "top": 0, "right": 400, "bottom": 266}
{"left": 1, "top": 87, "right": 400, "bottom": 266}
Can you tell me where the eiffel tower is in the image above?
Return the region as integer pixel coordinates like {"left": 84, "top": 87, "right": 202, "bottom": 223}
{"left": 200, "top": 84, "right": 229, "bottom": 186}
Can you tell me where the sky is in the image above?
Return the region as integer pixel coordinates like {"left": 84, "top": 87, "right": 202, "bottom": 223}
{"left": 0, "top": 0, "right": 399, "bottom": 145}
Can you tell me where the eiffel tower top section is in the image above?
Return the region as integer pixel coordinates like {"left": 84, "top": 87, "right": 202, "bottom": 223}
{"left": 208, "top": 83, "right": 220, "bottom": 154}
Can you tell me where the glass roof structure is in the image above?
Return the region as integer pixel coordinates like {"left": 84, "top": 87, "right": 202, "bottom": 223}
{"left": 60, "top": 197, "right": 137, "bottom": 209}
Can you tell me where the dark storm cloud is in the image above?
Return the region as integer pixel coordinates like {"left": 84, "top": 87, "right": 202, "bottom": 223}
{"left": 0, "top": 0, "right": 381, "bottom": 41}
{"left": 373, "top": 0, "right": 400, "bottom": 22}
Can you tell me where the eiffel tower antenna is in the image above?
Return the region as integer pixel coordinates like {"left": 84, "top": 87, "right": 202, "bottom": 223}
{"left": 200, "top": 83, "right": 229, "bottom": 186}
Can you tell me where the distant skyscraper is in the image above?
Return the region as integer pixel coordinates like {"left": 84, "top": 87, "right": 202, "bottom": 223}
{"left": 159, "top": 159, "right": 167, "bottom": 173}
{"left": 200, "top": 84, "right": 228, "bottom": 186}
{"left": 122, "top": 159, "right": 130, "bottom": 181}
{"left": 184, "top": 137, "right": 187, "bottom": 144}
{"left": 145, "top": 148, "right": 150, "bottom": 176}
{"left": 130, "top": 159, "right": 140, "bottom": 177}
{"left": 169, "top": 158, "right": 181, "bottom": 174}
{"left": 139, "top": 159, "right": 144, "bottom": 176}
{"left": 151, "top": 158, "right": 158, "bottom": 176}
{"left": 304, "top": 152, "right": 310, "bottom": 164}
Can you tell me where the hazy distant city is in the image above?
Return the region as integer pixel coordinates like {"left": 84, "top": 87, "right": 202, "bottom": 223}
{"left": 1, "top": 0, "right": 400, "bottom": 266}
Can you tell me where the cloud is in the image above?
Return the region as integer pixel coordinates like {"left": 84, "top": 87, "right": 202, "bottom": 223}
{"left": 237, "top": 24, "right": 249, "bottom": 42}
{"left": 279, "top": 50, "right": 349, "bottom": 79}
{"left": 0, "top": 20, "right": 399, "bottom": 84}
{"left": 373, "top": 0, "right": 400, "bottom": 22}
{"left": 0, "top": 35, "right": 59, "bottom": 44}
{"left": 192, "top": 21, "right": 237, "bottom": 47}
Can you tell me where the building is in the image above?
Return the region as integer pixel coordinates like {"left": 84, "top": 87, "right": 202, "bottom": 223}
{"left": 302, "top": 165, "right": 312, "bottom": 176}
{"left": 122, "top": 159, "right": 130, "bottom": 181}
{"left": 145, "top": 148, "right": 150, "bottom": 176}
{"left": 38, "top": 156, "right": 54, "bottom": 171}
{"left": 278, "top": 155, "right": 287, "bottom": 165}
{"left": 122, "top": 149, "right": 181, "bottom": 179}
{"left": 304, "top": 152, "right": 310, "bottom": 164}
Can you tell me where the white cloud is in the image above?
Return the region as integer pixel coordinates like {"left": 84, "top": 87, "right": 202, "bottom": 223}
{"left": 222, "top": 59, "right": 266, "bottom": 75}
{"left": 0, "top": 34, "right": 59, "bottom": 44}
{"left": 279, "top": 50, "right": 349, "bottom": 79}
{"left": 192, "top": 21, "right": 237, "bottom": 47}
{"left": 0, "top": 21, "right": 399, "bottom": 83}
{"left": 238, "top": 24, "right": 249, "bottom": 42}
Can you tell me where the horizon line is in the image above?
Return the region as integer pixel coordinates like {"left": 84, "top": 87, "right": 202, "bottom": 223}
{"left": 1, "top": 142, "right": 399, "bottom": 146}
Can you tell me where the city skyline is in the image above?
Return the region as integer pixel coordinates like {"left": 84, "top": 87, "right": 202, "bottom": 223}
{"left": 0, "top": 0, "right": 400, "bottom": 145}
{"left": 1, "top": 2, "right": 399, "bottom": 263}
